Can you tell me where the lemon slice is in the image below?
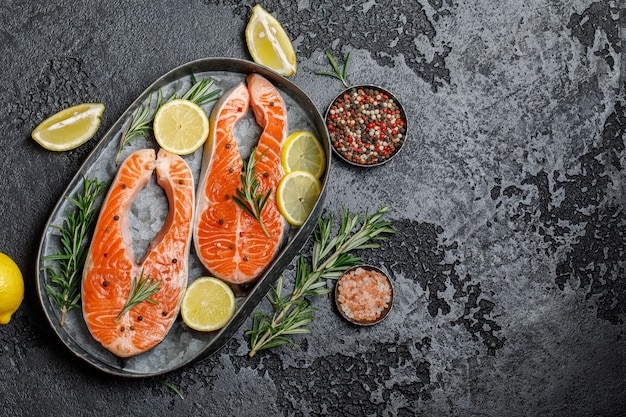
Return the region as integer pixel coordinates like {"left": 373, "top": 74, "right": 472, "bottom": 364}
{"left": 281, "top": 131, "right": 326, "bottom": 178}
{"left": 0, "top": 252, "right": 24, "bottom": 324}
{"left": 276, "top": 170, "right": 322, "bottom": 226}
{"left": 245, "top": 4, "right": 297, "bottom": 76}
{"left": 181, "top": 277, "right": 236, "bottom": 332}
{"left": 153, "top": 99, "right": 210, "bottom": 155}
{"left": 31, "top": 103, "right": 105, "bottom": 151}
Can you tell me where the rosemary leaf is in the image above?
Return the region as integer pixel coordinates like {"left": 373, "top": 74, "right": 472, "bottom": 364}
{"left": 246, "top": 206, "right": 395, "bottom": 357}
{"left": 232, "top": 147, "right": 272, "bottom": 238}
{"left": 181, "top": 75, "right": 220, "bottom": 105}
{"left": 42, "top": 177, "right": 108, "bottom": 326}
{"left": 159, "top": 381, "right": 184, "bottom": 400}
{"left": 341, "top": 51, "right": 351, "bottom": 82}
{"left": 260, "top": 336, "right": 295, "bottom": 350}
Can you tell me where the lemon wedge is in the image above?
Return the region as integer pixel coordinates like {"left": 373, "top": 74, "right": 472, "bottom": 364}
{"left": 181, "top": 277, "right": 236, "bottom": 332}
{"left": 281, "top": 131, "right": 326, "bottom": 178}
{"left": 276, "top": 170, "right": 322, "bottom": 226}
{"left": 245, "top": 4, "right": 297, "bottom": 76}
{"left": 31, "top": 103, "right": 104, "bottom": 151}
{"left": 0, "top": 252, "right": 24, "bottom": 324}
{"left": 153, "top": 99, "right": 210, "bottom": 155}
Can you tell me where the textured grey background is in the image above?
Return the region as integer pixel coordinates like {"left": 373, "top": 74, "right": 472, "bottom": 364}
{"left": 1, "top": 1, "right": 625, "bottom": 416}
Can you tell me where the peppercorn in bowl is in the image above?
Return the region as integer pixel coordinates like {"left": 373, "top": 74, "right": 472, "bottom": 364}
{"left": 334, "top": 265, "right": 394, "bottom": 326}
{"left": 325, "top": 85, "right": 407, "bottom": 167}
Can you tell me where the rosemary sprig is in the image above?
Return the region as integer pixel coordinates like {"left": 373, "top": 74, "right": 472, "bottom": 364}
{"left": 179, "top": 75, "right": 220, "bottom": 105}
{"left": 246, "top": 206, "right": 395, "bottom": 357}
{"left": 115, "top": 270, "right": 161, "bottom": 322}
{"left": 114, "top": 89, "right": 167, "bottom": 165}
{"left": 114, "top": 75, "right": 221, "bottom": 164}
{"left": 315, "top": 50, "right": 351, "bottom": 88}
{"left": 232, "top": 147, "right": 272, "bottom": 238}
{"left": 43, "top": 177, "right": 108, "bottom": 326}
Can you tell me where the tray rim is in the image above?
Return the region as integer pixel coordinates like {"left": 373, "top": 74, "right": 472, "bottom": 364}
{"left": 35, "top": 57, "right": 331, "bottom": 378}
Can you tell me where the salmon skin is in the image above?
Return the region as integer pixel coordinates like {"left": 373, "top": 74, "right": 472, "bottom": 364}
{"left": 194, "top": 74, "right": 288, "bottom": 288}
{"left": 82, "top": 148, "right": 194, "bottom": 358}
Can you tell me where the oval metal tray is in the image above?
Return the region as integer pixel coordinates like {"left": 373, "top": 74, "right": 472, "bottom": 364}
{"left": 35, "top": 58, "right": 331, "bottom": 377}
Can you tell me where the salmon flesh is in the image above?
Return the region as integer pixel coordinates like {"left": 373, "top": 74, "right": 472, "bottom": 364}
{"left": 82, "top": 148, "right": 195, "bottom": 358}
{"left": 194, "top": 74, "right": 288, "bottom": 286}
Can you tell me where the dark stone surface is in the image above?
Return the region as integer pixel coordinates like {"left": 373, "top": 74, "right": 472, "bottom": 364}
{"left": 1, "top": 0, "right": 625, "bottom": 415}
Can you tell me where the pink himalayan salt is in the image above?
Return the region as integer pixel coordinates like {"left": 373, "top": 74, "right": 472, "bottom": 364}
{"left": 336, "top": 267, "right": 392, "bottom": 322}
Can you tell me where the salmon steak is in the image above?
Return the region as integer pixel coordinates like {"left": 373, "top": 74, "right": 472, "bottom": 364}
{"left": 194, "top": 74, "right": 288, "bottom": 286}
{"left": 82, "top": 148, "right": 195, "bottom": 358}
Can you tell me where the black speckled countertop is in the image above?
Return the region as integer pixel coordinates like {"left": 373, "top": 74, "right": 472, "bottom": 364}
{"left": 1, "top": 1, "right": 625, "bottom": 416}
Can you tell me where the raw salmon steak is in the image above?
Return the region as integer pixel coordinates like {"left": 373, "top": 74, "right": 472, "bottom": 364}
{"left": 82, "top": 148, "right": 194, "bottom": 358}
{"left": 194, "top": 74, "right": 288, "bottom": 286}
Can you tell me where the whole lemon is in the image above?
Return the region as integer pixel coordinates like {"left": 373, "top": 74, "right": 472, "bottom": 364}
{"left": 0, "top": 252, "right": 24, "bottom": 324}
